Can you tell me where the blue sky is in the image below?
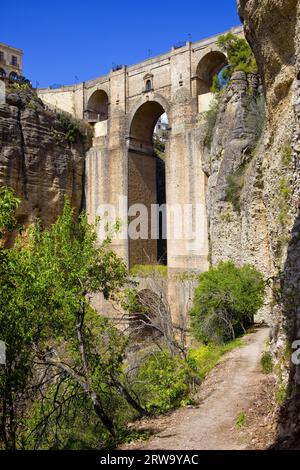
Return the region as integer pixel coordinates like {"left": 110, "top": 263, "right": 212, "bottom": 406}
{"left": 1, "top": 0, "right": 240, "bottom": 88}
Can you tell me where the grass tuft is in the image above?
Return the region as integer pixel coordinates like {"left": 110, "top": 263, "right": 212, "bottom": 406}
{"left": 236, "top": 411, "right": 246, "bottom": 429}
{"left": 261, "top": 351, "right": 273, "bottom": 374}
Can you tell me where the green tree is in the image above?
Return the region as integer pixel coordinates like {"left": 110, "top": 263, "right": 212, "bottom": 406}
{"left": 211, "top": 32, "right": 257, "bottom": 92}
{"left": 0, "top": 193, "right": 145, "bottom": 449}
{"left": 190, "top": 261, "right": 265, "bottom": 344}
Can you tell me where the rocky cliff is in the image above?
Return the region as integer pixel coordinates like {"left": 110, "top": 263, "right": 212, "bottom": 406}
{"left": 201, "top": 0, "right": 300, "bottom": 447}
{"left": 238, "top": 0, "right": 300, "bottom": 448}
{"left": 0, "top": 84, "right": 91, "bottom": 232}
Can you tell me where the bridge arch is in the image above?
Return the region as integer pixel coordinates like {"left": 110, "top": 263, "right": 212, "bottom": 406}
{"left": 127, "top": 97, "right": 170, "bottom": 268}
{"left": 128, "top": 93, "right": 171, "bottom": 132}
{"left": 196, "top": 50, "right": 227, "bottom": 96}
{"left": 85, "top": 89, "right": 109, "bottom": 123}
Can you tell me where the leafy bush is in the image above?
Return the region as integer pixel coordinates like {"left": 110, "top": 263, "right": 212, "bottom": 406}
{"left": 190, "top": 261, "right": 265, "bottom": 344}
{"left": 0, "top": 186, "right": 20, "bottom": 238}
{"left": 210, "top": 74, "right": 223, "bottom": 94}
{"left": 225, "top": 164, "right": 247, "bottom": 212}
{"left": 212, "top": 32, "right": 257, "bottom": 92}
{"left": 56, "top": 112, "right": 83, "bottom": 144}
{"left": 133, "top": 352, "right": 190, "bottom": 413}
{"left": 188, "top": 339, "right": 242, "bottom": 380}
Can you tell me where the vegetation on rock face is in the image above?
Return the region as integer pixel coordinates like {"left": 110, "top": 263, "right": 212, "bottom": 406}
{"left": 0, "top": 187, "right": 20, "bottom": 239}
{"left": 225, "top": 164, "right": 247, "bottom": 212}
{"left": 211, "top": 32, "right": 257, "bottom": 93}
{"left": 203, "top": 98, "right": 220, "bottom": 148}
{"left": 56, "top": 112, "right": 90, "bottom": 144}
{"left": 190, "top": 261, "right": 265, "bottom": 344}
{"left": 261, "top": 351, "right": 273, "bottom": 374}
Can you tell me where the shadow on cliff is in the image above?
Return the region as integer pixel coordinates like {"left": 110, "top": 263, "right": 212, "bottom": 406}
{"left": 269, "top": 210, "right": 300, "bottom": 449}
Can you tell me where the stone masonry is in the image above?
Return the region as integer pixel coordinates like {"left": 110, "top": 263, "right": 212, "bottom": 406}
{"left": 38, "top": 26, "right": 243, "bottom": 273}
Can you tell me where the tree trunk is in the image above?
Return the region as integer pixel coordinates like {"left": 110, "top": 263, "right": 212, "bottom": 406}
{"left": 90, "top": 392, "right": 116, "bottom": 438}
{"left": 111, "top": 376, "right": 149, "bottom": 416}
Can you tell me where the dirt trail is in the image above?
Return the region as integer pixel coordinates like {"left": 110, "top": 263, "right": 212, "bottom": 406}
{"left": 121, "top": 327, "right": 271, "bottom": 450}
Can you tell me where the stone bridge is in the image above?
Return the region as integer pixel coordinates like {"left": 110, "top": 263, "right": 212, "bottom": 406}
{"left": 38, "top": 26, "right": 242, "bottom": 273}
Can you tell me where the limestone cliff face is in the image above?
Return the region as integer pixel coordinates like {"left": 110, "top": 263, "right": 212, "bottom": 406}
{"left": 201, "top": 72, "right": 269, "bottom": 278}
{"left": 203, "top": 0, "right": 300, "bottom": 445}
{"left": 0, "top": 86, "right": 91, "bottom": 230}
{"left": 238, "top": 0, "right": 300, "bottom": 447}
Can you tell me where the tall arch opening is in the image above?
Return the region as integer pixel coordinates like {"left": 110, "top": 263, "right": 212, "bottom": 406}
{"left": 85, "top": 90, "right": 109, "bottom": 123}
{"left": 196, "top": 51, "right": 227, "bottom": 112}
{"left": 128, "top": 101, "right": 168, "bottom": 269}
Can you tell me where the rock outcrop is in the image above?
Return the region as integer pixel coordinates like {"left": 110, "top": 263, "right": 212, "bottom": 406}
{"left": 202, "top": 0, "right": 300, "bottom": 447}
{"left": 201, "top": 71, "right": 269, "bottom": 283}
{"left": 238, "top": 0, "right": 300, "bottom": 448}
{"left": 0, "top": 84, "right": 92, "bottom": 231}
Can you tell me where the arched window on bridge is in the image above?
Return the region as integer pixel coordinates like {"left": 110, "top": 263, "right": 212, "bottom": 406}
{"left": 0, "top": 69, "right": 6, "bottom": 78}
{"left": 85, "top": 90, "right": 109, "bottom": 123}
{"left": 145, "top": 79, "right": 152, "bottom": 92}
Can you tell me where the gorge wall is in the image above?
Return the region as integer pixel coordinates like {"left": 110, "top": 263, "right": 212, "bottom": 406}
{"left": 200, "top": 0, "right": 299, "bottom": 446}
{"left": 0, "top": 85, "right": 91, "bottom": 234}
{"left": 238, "top": 0, "right": 300, "bottom": 447}
{"left": 244, "top": 0, "right": 300, "bottom": 448}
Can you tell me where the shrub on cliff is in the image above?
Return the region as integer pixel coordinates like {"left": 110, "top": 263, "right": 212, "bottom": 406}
{"left": 56, "top": 112, "right": 91, "bottom": 144}
{"left": 0, "top": 187, "right": 20, "bottom": 239}
{"left": 190, "top": 261, "right": 265, "bottom": 344}
{"left": 203, "top": 97, "right": 220, "bottom": 148}
{"left": 211, "top": 32, "right": 257, "bottom": 92}
{"left": 225, "top": 164, "right": 247, "bottom": 212}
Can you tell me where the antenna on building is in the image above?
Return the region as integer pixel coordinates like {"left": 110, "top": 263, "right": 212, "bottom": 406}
{"left": 148, "top": 49, "right": 152, "bottom": 58}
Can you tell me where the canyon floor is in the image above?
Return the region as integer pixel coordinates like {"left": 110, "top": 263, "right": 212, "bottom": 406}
{"left": 120, "top": 327, "right": 278, "bottom": 450}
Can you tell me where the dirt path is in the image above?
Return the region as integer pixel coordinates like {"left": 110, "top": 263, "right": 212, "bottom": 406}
{"left": 121, "top": 327, "right": 272, "bottom": 450}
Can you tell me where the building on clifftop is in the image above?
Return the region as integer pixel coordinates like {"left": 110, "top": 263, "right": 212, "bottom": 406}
{"left": 0, "top": 42, "right": 23, "bottom": 80}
